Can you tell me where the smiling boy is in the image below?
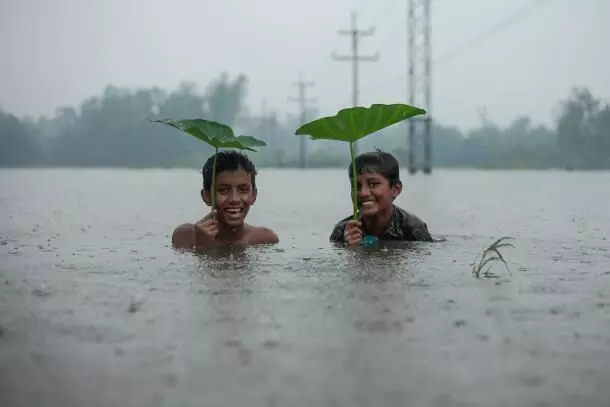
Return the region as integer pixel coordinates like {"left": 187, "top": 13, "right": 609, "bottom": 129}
{"left": 171, "top": 150, "right": 279, "bottom": 249}
{"left": 330, "top": 149, "right": 433, "bottom": 246}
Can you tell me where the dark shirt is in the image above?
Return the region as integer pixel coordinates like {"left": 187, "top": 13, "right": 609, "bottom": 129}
{"left": 329, "top": 205, "right": 433, "bottom": 243}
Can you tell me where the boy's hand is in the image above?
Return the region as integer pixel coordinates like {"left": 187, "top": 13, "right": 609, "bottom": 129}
{"left": 344, "top": 220, "right": 363, "bottom": 247}
{"left": 195, "top": 210, "right": 219, "bottom": 241}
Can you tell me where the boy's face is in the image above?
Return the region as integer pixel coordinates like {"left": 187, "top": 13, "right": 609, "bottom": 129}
{"left": 354, "top": 171, "right": 401, "bottom": 217}
{"left": 202, "top": 170, "right": 257, "bottom": 227}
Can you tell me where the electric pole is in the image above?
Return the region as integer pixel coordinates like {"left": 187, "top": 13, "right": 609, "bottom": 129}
{"left": 332, "top": 11, "right": 379, "bottom": 156}
{"left": 407, "top": 0, "right": 432, "bottom": 174}
{"left": 261, "top": 99, "right": 271, "bottom": 149}
{"left": 289, "top": 74, "right": 316, "bottom": 169}
{"left": 261, "top": 100, "right": 279, "bottom": 166}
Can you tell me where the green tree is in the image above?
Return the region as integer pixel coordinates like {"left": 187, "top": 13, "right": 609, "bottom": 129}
{"left": 556, "top": 87, "right": 610, "bottom": 169}
{"left": 0, "top": 108, "right": 40, "bottom": 166}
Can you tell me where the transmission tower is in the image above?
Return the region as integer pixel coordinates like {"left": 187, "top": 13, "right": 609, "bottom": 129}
{"left": 407, "top": 0, "right": 432, "bottom": 174}
{"left": 289, "top": 75, "right": 316, "bottom": 169}
{"left": 332, "top": 11, "right": 380, "bottom": 156}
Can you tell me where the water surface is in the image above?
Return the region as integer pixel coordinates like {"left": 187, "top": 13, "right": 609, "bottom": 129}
{"left": 1, "top": 168, "right": 609, "bottom": 407}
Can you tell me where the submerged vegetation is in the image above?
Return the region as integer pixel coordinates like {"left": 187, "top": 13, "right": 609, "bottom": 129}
{"left": 472, "top": 237, "right": 515, "bottom": 279}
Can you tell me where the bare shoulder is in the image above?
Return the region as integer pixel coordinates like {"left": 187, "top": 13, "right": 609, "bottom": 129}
{"left": 171, "top": 223, "right": 195, "bottom": 248}
{"left": 248, "top": 226, "right": 279, "bottom": 244}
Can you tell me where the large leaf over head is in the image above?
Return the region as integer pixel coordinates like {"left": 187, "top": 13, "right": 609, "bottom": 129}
{"left": 151, "top": 118, "right": 267, "bottom": 151}
{"left": 295, "top": 103, "right": 426, "bottom": 142}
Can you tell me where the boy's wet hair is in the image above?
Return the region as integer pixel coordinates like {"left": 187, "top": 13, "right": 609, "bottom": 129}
{"left": 348, "top": 148, "right": 401, "bottom": 186}
{"left": 202, "top": 150, "right": 257, "bottom": 192}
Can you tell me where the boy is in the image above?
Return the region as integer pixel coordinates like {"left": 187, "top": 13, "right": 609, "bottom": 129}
{"left": 172, "top": 150, "right": 279, "bottom": 249}
{"left": 330, "top": 149, "right": 433, "bottom": 246}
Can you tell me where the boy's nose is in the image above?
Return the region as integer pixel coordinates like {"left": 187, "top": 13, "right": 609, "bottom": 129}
{"left": 358, "top": 186, "right": 370, "bottom": 197}
{"left": 227, "top": 190, "right": 240, "bottom": 202}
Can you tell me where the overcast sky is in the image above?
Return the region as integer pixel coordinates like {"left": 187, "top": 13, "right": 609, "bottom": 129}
{"left": 1, "top": 0, "right": 608, "bottom": 130}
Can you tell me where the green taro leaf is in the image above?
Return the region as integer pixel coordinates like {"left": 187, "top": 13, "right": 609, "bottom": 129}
{"left": 295, "top": 103, "right": 426, "bottom": 142}
{"left": 151, "top": 118, "right": 267, "bottom": 151}
{"left": 294, "top": 103, "right": 426, "bottom": 222}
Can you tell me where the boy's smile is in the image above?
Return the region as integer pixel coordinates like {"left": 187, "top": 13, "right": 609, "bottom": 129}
{"left": 355, "top": 171, "right": 401, "bottom": 217}
{"left": 170, "top": 149, "right": 278, "bottom": 249}
{"left": 329, "top": 149, "right": 432, "bottom": 245}
{"left": 203, "top": 169, "right": 257, "bottom": 228}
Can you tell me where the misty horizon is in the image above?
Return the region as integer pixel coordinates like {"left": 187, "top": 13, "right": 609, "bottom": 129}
{"left": 1, "top": 0, "right": 609, "bottom": 132}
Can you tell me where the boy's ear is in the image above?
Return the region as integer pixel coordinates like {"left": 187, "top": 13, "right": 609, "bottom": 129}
{"left": 391, "top": 181, "right": 402, "bottom": 200}
{"left": 250, "top": 187, "right": 258, "bottom": 205}
{"left": 201, "top": 189, "right": 212, "bottom": 206}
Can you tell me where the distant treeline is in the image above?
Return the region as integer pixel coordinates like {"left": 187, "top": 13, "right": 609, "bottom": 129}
{"left": 1, "top": 72, "right": 609, "bottom": 170}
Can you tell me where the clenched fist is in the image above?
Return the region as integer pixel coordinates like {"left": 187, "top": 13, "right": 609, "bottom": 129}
{"left": 344, "top": 220, "right": 363, "bottom": 247}
{"left": 194, "top": 210, "right": 219, "bottom": 243}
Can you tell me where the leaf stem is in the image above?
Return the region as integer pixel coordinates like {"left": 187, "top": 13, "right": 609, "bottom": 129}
{"left": 212, "top": 147, "right": 218, "bottom": 210}
{"left": 350, "top": 141, "right": 358, "bottom": 221}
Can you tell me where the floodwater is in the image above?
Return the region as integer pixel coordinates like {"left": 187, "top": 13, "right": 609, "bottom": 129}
{"left": 1, "top": 168, "right": 609, "bottom": 407}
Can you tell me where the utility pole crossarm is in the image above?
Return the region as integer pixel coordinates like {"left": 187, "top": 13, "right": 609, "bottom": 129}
{"left": 292, "top": 79, "right": 314, "bottom": 86}
{"left": 337, "top": 27, "right": 376, "bottom": 36}
{"left": 288, "top": 96, "right": 316, "bottom": 103}
{"left": 331, "top": 11, "right": 379, "bottom": 156}
{"left": 332, "top": 51, "right": 380, "bottom": 61}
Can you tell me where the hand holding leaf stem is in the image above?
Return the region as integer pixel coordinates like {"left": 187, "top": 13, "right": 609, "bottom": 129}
{"left": 344, "top": 220, "right": 363, "bottom": 247}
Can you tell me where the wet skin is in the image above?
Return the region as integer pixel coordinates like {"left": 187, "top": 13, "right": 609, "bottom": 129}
{"left": 172, "top": 170, "right": 278, "bottom": 248}
{"left": 344, "top": 171, "right": 402, "bottom": 247}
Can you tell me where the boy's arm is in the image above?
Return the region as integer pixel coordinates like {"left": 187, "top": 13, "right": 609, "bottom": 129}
{"left": 400, "top": 210, "right": 434, "bottom": 242}
{"left": 411, "top": 222, "right": 434, "bottom": 242}
{"left": 171, "top": 223, "right": 195, "bottom": 249}
{"left": 329, "top": 224, "right": 345, "bottom": 242}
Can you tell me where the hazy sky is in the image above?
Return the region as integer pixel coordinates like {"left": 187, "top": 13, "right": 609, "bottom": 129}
{"left": 1, "top": 0, "right": 608, "bottom": 130}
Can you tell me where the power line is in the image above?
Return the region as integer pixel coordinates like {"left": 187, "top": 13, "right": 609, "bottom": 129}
{"left": 369, "top": 0, "right": 404, "bottom": 27}
{"left": 433, "top": 0, "right": 553, "bottom": 66}
{"left": 332, "top": 11, "right": 380, "bottom": 156}
{"left": 375, "top": 0, "right": 442, "bottom": 53}
{"left": 355, "top": 0, "right": 555, "bottom": 98}
{"left": 305, "top": 0, "right": 441, "bottom": 101}
{"left": 289, "top": 74, "right": 316, "bottom": 169}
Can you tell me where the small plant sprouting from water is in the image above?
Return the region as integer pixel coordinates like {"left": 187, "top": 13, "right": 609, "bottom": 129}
{"left": 472, "top": 237, "right": 515, "bottom": 279}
